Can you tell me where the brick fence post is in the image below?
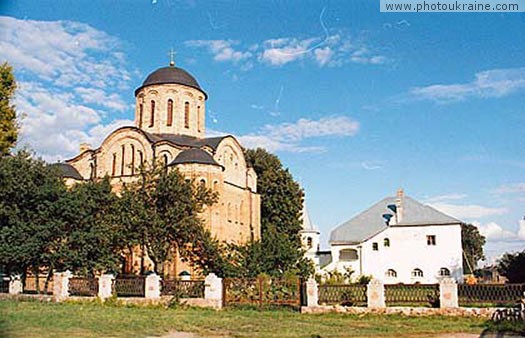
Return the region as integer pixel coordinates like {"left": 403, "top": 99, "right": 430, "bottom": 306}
{"left": 305, "top": 277, "right": 319, "bottom": 307}
{"left": 145, "top": 273, "right": 161, "bottom": 299}
{"left": 204, "top": 273, "right": 223, "bottom": 309}
{"left": 9, "top": 275, "right": 22, "bottom": 295}
{"left": 53, "top": 270, "right": 72, "bottom": 302}
{"left": 98, "top": 274, "right": 115, "bottom": 300}
{"left": 439, "top": 277, "right": 458, "bottom": 308}
{"left": 367, "top": 279, "right": 386, "bottom": 308}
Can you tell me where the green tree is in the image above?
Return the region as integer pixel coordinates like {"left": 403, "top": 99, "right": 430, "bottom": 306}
{"left": 0, "top": 151, "right": 66, "bottom": 289}
{"left": 119, "top": 162, "right": 218, "bottom": 275}
{"left": 0, "top": 62, "right": 18, "bottom": 156}
{"left": 497, "top": 250, "right": 525, "bottom": 283}
{"left": 244, "top": 148, "right": 314, "bottom": 278}
{"left": 461, "top": 223, "right": 486, "bottom": 274}
{"left": 51, "top": 177, "right": 123, "bottom": 276}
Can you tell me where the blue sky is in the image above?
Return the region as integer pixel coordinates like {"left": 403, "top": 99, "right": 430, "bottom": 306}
{"left": 1, "top": 0, "right": 524, "bottom": 264}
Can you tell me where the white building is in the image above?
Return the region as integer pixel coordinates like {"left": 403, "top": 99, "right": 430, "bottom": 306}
{"left": 321, "top": 189, "right": 464, "bottom": 284}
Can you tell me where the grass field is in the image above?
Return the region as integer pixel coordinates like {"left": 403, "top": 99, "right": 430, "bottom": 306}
{"left": 0, "top": 299, "right": 509, "bottom": 338}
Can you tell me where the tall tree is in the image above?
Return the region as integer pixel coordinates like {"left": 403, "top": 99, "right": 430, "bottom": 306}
{"left": 119, "top": 162, "right": 218, "bottom": 275}
{"left": 51, "top": 177, "right": 123, "bottom": 276}
{"left": 461, "top": 223, "right": 486, "bottom": 274}
{"left": 0, "top": 152, "right": 66, "bottom": 280}
{"left": 497, "top": 250, "right": 525, "bottom": 283}
{"left": 244, "top": 148, "right": 313, "bottom": 277}
{"left": 0, "top": 62, "right": 18, "bottom": 156}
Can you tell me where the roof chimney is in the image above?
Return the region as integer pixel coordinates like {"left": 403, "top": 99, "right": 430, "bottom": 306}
{"left": 79, "top": 143, "right": 91, "bottom": 153}
{"left": 395, "top": 188, "right": 404, "bottom": 223}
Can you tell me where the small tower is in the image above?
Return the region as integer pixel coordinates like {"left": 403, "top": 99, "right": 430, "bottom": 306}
{"left": 300, "top": 203, "right": 320, "bottom": 259}
{"left": 134, "top": 55, "right": 207, "bottom": 137}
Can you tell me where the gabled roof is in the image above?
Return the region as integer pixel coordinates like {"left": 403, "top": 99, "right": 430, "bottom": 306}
{"left": 169, "top": 148, "right": 221, "bottom": 167}
{"left": 329, "top": 195, "right": 461, "bottom": 245}
{"left": 50, "top": 163, "right": 84, "bottom": 180}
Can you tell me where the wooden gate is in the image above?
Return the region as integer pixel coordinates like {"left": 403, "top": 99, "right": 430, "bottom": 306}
{"left": 223, "top": 277, "right": 301, "bottom": 308}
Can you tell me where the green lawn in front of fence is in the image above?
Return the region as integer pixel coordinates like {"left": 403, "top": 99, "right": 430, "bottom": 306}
{"left": 0, "top": 299, "right": 497, "bottom": 338}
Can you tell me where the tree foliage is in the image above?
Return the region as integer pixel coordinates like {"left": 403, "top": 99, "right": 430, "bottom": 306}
{"left": 119, "top": 161, "right": 218, "bottom": 275}
{"left": 0, "top": 62, "right": 18, "bottom": 157}
{"left": 461, "top": 223, "right": 486, "bottom": 274}
{"left": 243, "top": 148, "right": 314, "bottom": 278}
{"left": 497, "top": 250, "right": 525, "bottom": 283}
{"left": 0, "top": 152, "right": 66, "bottom": 277}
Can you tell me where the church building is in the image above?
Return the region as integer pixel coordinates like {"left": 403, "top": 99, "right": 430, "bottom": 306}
{"left": 57, "top": 60, "right": 261, "bottom": 278}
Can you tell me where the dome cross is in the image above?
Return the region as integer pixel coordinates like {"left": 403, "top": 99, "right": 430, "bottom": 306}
{"left": 168, "top": 48, "right": 176, "bottom": 67}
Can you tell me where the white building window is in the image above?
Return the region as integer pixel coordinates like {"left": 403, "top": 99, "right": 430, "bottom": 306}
{"left": 412, "top": 268, "right": 424, "bottom": 277}
{"left": 439, "top": 267, "right": 450, "bottom": 277}
{"left": 339, "top": 249, "right": 358, "bottom": 262}
{"left": 426, "top": 235, "right": 436, "bottom": 246}
{"left": 372, "top": 242, "right": 378, "bottom": 251}
{"left": 384, "top": 238, "right": 390, "bottom": 247}
{"left": 385, "top": 269, "right": 397, "bottom": 278}
{"left": 306, "top": 237, "right": 313, "bottom": 249}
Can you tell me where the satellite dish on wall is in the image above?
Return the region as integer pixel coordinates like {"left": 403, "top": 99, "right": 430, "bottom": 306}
{"left": 382, "top": 213, "right": 393, "bottom": 225}
{"left": 387, "top": 204, "right": 397, "bottom": 213}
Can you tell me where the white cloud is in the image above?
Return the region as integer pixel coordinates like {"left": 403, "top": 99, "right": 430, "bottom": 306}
{"left": 186, "top": 32, "right": 388, "bottom": 69}
{"left": 430, "top": 202, "right": 508, "bottom": 219}
{"left": 410, "top": 67, "right": 525, "bottom": 103}
{"left": 474, "top": 219, "right": 525, "bottom": 242}
{"left": 185, "top": 40, "right": 252, "bottom": 63}
{"left": 493, "top": 182, "right": 525, "bottom": 194}
{"left": 236, "top": 116, "right": 359, "bottom": 153}
{"left": 0, "top": 16, "right": 135, "bottom": 161}
{"left": 425, "top": 193, "right": 468, "bottom": 203}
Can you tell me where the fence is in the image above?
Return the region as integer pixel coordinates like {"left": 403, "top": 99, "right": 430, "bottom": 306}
{"left": 69, "top": 277, "right": 99, "bottom": 297}
{"left": 161, "top": 279, "right": 204, "bottom": 298}
{"left": 114, "top": 275, "right": 145, "bottom": 297}
{"left": 385, "top": 284, "right": 440, "bottom": 307}
{"left": 318, "top": 284, "right": 367, "bottom": 306}
{"left": 459, "top": 283, "right": 525, "bottom": 307}
{"left": 223, "top": 277, "right": 301, "bottom": 308}
{"left": 23, "top": 275, "right": 53, "bottom": 295}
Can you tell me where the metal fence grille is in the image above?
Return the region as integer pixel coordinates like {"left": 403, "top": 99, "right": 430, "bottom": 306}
{"left": 23, "top": 275, "right": 53, "bottom": 295}
{"left": 0, "top": 278, "right": 9, "bottom": 293}
{"left": 223, "top": 277, "right": 301, "bottom": 308}
{"left": 458, "top": 283, "right": 525, "bottom": 307}
{"left": 161, "top": 280, "right": 204, "bottom": 298}
{"left": 318, "top": 284, "right": 367, "bottom": 306}
{"left": 385, "top": 284, "right": 439, "bottom": 307}
{"left": 114, "top": 275, "right": 145, "bottom": 297}
{"left": 69, "top": 277, "right": 98, "bottom": 297}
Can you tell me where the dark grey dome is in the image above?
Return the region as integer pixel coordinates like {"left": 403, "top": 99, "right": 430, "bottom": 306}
{"left": 51, "top": 163, "right": 83, "bottom": 180}
{"left": 169, "top": 148, "right": 221, "bottom": 167}
{"left": 135, "top": 66, "right": 207, "bottom": 98}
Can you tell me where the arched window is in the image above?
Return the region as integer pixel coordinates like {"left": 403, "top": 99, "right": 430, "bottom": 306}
{"left": 121, "top": 145, "right": 126, "bottom": 175}
{"left": 138, "top": 150, "right": 144, "bottom": 168}
{"left": 162, "top": 154, "right": 168, "bottom": 166}
{"left": 138, "top": 103, "right": 143, "bottom": 129}
{"left": 199, "top": 178, "right": 206, "bottom": 186}
{"left": 339, "top": 249, "right": 358, "bottom": 262}
{"left": 130, "top": 145, "right": 135, "bottom": 175}
{"left": 412, "top": 268, "right": 424, "bottom": 277}
{"left": 149, "top": 100, "right": 155, "bottom": 127}
{"left": 385, "top": 269, "right": 397, "bottom": 278}
{"left": 167, "top": 99, "right": 173, "bottom": 126}
{"left": 111, "top": 153, "right": 117, "bottom": 176}
{"left": 90, "top": 163, "right": 95, "bottom": 179}
{"left": 439, "top": 267, "right": 450, "bottom": 277}
{"left": 306, "top": 237, "right": 313, "bottom": 249}
{"left": 213, "top": 180, "right": 219, "bottom": 191}
{"left": 227, "top": 203, "right": 232, "bottom": 221}
{"left": 197, "top": 106, "right": 201, "bottom": 132}
{"left": 384, "top": 238, "right": 390, "bottom": 247}
{"left": 184, "top": 102, "right": 190, "bottom": 128}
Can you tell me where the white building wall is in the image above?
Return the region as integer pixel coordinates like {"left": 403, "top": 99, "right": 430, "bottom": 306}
{"left": 325, "top": 224, "right": 463, "bottom": 284}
